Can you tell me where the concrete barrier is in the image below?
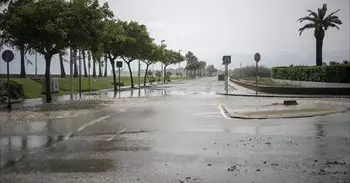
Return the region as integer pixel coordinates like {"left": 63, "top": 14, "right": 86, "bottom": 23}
{"left": 231, "top": 79, "right": 350, "bottom": 95}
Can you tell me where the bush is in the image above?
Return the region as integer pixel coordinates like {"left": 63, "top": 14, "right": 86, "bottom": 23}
{"left": 0, "top": 80, "right": 26, "bottom": 103}
{"left": 272, "top": 65, "right": 350, "bottom": 83}
{"left": 232, "top": 65, "right": 271, "bottom": 78}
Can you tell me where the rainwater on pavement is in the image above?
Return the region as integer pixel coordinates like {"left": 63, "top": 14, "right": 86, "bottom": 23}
{"left": 0, "top": 78, "right": 349, "bottom": 183}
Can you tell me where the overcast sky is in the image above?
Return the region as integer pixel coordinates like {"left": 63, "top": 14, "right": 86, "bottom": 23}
{"left": 1, "top": 0, "right": 349, "bottom": 75}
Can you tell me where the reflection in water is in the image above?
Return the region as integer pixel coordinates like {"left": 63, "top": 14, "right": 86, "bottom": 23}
{"left": 315, "top": 123, "right": 325, "bottom": 137}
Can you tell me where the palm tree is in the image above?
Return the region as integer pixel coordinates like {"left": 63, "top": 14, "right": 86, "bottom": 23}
{"left": 298, "top": 4, "right": 342, "bottom": 66}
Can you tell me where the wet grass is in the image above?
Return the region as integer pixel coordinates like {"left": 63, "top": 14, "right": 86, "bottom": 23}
{"left": 3, "top": 76, "right": 180, "bottom": 99}
{"left": 238, "top": 77, "right": 278, "bottom": 86}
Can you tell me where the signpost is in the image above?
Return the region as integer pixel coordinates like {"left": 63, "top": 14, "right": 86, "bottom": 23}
{"left": 116, "top": 61, "right": 123, "bottom": 92}
{"left": 254, "top": 53, "right": 261, "bottom": 96}
{"left": 222, "top": 55, "right": 231, "bottom": 94}
{"left": 2, "top": 50, "right": 15, "bottom": 110}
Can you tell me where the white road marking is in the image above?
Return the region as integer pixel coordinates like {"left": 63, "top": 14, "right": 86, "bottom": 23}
{"left": 218, "top": 105, "right": 231, "bottom": 120}
{"left": 105, "top": 128, "right": 126, "bottom": 141}
{"left": 76, "top": 115, "right": 112, "bottom": 133}
{"left": 76, "top": 110, "right": 124, "bottom": 133}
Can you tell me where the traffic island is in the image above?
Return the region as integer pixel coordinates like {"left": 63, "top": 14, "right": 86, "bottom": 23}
{"left": 222, "top": 101, "right": 348, "bottom": 119}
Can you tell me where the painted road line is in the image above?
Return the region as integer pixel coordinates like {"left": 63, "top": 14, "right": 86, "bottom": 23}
{"left": 76, "top": 115, "right": 112, "bottom": 133}
{"left": 218, "top": 105, "right": 231, "bottom": 120}
{"left": 105, "top": 128, "right": 126, "bottom": 141}
{"left": 76, "top": 109, "right": 124, "bottom": 133}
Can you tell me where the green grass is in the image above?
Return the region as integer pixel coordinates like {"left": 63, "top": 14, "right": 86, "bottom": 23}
{"left": 1, "top": 78, "right": 43, "bottom": 99}
{"left": 239, "top": 77, "right": 279, "bottom": 86}
{"left": 2, "top": 76, "right": 181, "bottom": 99}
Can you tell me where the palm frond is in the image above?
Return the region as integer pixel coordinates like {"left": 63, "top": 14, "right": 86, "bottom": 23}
{"left": 324, "top": 16, "right": 342, "bottom": 25}
{"left": 324, "top": 23, "right": 340, "bottom": 30}
{"left": 323, "top": 9, "right": 340, "bottom": 22}
{"left": 307, "top": 10, "right": 318, "bottom": 18}
{"left": 318, "top": 4, "right": 327, "bottom": 20}
{"left": 298, "top": 23, "right": 315, "bottom": 35}
{"left": 298, "top": 16, "right": 317, "bottom": 23}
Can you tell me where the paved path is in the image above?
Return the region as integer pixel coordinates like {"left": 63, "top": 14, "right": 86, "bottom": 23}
{"left": 1, "top": 78, "right": 350, "bottom": 183}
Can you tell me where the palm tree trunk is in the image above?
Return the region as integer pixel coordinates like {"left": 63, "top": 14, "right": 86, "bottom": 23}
{"left": 82, "top": 51, "right": 87, "bottom": 78}
{"left": 59, "top": 53, "right": 66, "bottom": 78}
{"left": 44, "top": 54, "right": 53, "bottom": 103}
{"left": 73, "top": 49, "right": 78, "bottom": 78}
{"left": 98, "top": 60, "right": 102, "bottom": 77}
{"left": 92, "top": 57, "right": 96, "bottom": 77}
{"left": 126, "top": 62, "right": 134, "bottom": 88}
{"left": 316, "top": 38, "right": 323, "bottom": 66}
{"left": 19, "top": 43, "right": 26, "bottom": 78}
{"left": 163, "top": 65, "right": 167, "bottom": 83}
{"left": 144, "top": 64, "right": 149, "bottom": 86}
{"left": 110, "top": 59, "right": 117, "bottom": 93}
{"left": 104, "top": 55, "right": 108, "bottom": 77}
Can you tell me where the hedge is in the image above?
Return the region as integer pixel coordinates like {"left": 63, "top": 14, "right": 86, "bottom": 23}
{"left": 272, "top": 65, "right": 350, "bottom": 83}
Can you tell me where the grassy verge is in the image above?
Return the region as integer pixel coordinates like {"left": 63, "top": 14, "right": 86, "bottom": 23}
{"left": 2, "top": 76, "right": 181, "bottom": 99}
{"left": 238, "top": 77, "right": 283, "bottom": 86}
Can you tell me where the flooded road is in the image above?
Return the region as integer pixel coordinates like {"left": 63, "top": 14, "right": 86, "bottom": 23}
{"left": 1, "top": 78, "right": 350, "bottom": 183}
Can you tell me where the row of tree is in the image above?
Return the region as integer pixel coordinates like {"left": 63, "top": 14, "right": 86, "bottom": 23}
{"left": 231, "top": 65, "right": 272, "bottom": 78}
{"left": 184, "top": 51, "right": 208, "bottom": 78}
{"left": 0, "top": 0, "right": 185, "bottom": 102}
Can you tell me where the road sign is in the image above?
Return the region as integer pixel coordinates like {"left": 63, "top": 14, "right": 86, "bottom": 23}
{"left": 116, "top": 61, "right": 123, "bottom": 68}
{"left": 222, "top": 55, "right": 231, "bottom": 65}
{"left": 2, "top": 50, "right": 14, "bottom": 63}
{"left": 254, "top": 53, "right": 261, "bottom": 62}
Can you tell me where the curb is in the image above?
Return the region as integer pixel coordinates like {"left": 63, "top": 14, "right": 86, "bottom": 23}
{"left": 216, "top": 93, "right": 350, "bottom": 99}
{"left": 222, "top": 106, "right": 348, "bottom": 120}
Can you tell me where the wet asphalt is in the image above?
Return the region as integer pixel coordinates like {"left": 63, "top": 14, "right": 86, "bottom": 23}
{"left": 1, "top": 78, "right": 350, "bottom": 183}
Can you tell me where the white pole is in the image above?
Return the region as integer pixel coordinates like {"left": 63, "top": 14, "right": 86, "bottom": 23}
{"left": 225, "top": 64, "right": 228, "bottom": 94}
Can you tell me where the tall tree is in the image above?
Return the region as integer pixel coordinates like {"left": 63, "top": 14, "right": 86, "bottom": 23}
{"left": 104, "top": 54, "right": 108, "bottom": 77}
{"left": 199, "top": 61, "right": 206, "bottom": 77}
{"left": 73, "top": 49, "right": 79, "bottom": 78}
{"left": 92, "top": 56, "right": 97, "bottom": 77}
{"left": 298, "top": 4, "right": 342, "bottom": 66}
{"left": 206, "top": 65, "right": 217, "bottom": 77}
{"left": 98, "top": 60, "right": 102, "bottom": 77}
{"left": 120, "top": 21, "right": 153, "bottom": 88}
{"left": 59, "top": 51, "right": 66, "bottom": 78}
{"left": 101, "top": 19, "right": 125, "bottom": 93}
{"left": 82, "top": 50, "right": 87, "bottom": 77}
{"left": 2, "top": 0, "right": 70, "bottom": 102}
{"left": 162, "top": 50, "right": 184, "bottom": 82}
{"left": 2, "top": 0, "right": 28, "bottom": 77}
{"left": 141, "top": 43, "right": 160, "bottom": 86}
